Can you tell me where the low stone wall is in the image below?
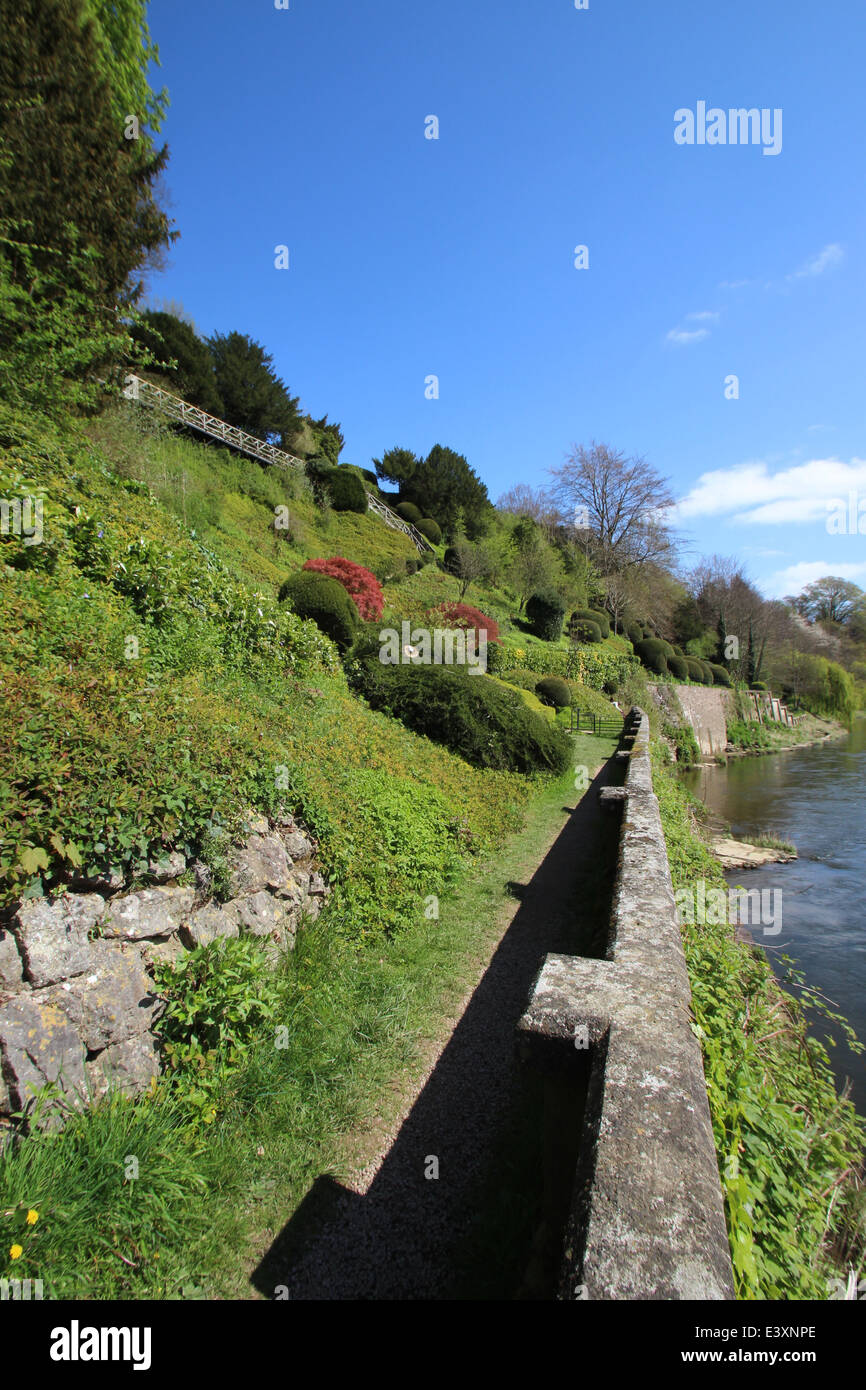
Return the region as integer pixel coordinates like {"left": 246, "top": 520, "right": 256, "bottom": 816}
{"left": 673, "top": 685, "right": 731, "bottom": 756}
{"left": 516, "top": 708, "right": 734, "bottom": 1300}
{"left": 0, "top": 811, "right": 328, "bottom": 1131}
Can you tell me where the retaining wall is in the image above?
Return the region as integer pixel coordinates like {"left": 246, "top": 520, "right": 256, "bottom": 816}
{"left": 516, "top": 707, "right": 735, "bottom": 1300}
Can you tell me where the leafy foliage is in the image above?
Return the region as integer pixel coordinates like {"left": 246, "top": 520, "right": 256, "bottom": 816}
{"left": 302, "top": 556, "right": 384, "bottom": 622}
{"left": 525, "top": 589, "right": 565, "bottom": 642}
{"left": 278, "top": 570, "right": 359, "bottom": 650}
{"left": 415, "top": 516, "right": 442, "bottom": 544}
{"left": 131, "top": 311, "right": 223, "bottom": 415}
{"left": 348, "top": 660, "right": 572, "bottom": 775}
{"left": 534, "top": 676, "right": 572, "bottom": 709}
{"left": 207, "top": 331, "right": 301, "bottom": 447}
{"left": 654, "top": 752, "right": 865, "bottom": 1298}
{"left": 427, "top": 602, "right": 500, "bottom": 645}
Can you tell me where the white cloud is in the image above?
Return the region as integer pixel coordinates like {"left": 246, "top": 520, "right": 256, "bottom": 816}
{"left": 788, "top": 243, "right": 844, "bottom": 280}
{"left": 764, "top": 559, "right": 866, "bottom": 598}
{"left": 675, "top": 457, "right": 866, "bottom": 524}
{"left": 666, "top": 327, "right": 709, "bottom": 345}
{"left": 685, "top": 310, "right": 720, "bottom": 322}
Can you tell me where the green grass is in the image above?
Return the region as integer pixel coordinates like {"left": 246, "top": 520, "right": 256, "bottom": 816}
{"left": 653, "top": 748, "right": 865, "bottom": 1299}
{"left": 0, "top": 739, "right": 616, "bottom": 1300}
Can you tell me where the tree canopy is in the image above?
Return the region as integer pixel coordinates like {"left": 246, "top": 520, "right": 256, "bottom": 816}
{"left": 206, "top": 331, "right": 301, "bottom": 446}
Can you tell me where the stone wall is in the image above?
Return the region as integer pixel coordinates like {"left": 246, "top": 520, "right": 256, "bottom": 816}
{"left": 673, "top": 685, "right": 733, "bottom": 756}
{"left": 0, "top": 811, "right": 328, "bottom": 1131}
{"left": 516, "top": 708, "right": 735, "bottom": 1300}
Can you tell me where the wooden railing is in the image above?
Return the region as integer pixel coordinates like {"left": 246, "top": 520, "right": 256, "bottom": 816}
{"left": 122, "top": 375, "right": 434, "bottom": 554}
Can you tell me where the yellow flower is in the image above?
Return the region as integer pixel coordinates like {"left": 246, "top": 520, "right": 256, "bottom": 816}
{"left": 10, "top": 1244, "right": 23, "bottom": 1260}
{"left": 26, "top": 1210, "right": 38, "bottom": 1226}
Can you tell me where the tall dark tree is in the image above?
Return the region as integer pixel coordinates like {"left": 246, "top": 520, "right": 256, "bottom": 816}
{"left": 716, "top": 610, "right": 729, "bottom": 668}
{"left": 206, "top": 331, "right": 301, "bottom": 445}
{"left": 372, "top": 447, "right": 419, "bottom": 489}
{"left": 131, "top": 311, "right": 223, "bottom": 414}
{"left": 402, "top": 444, "right": 491, "bottom": 539}
{"left": 0, "top": 0, "right": 172, "bottom": 314}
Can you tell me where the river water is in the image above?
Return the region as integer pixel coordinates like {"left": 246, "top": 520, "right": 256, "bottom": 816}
{"left": 681, "top": 719, "right": 866, "bottom": 1117}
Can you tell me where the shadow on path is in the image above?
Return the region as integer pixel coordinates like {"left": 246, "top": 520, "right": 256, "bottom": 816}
{"left": 252, "top": 753, "right": 621, "bottom": 1300}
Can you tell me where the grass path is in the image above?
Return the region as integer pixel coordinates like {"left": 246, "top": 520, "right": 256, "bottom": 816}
{"left": 244, "top": 732, "right": 619, "bottom": 1300}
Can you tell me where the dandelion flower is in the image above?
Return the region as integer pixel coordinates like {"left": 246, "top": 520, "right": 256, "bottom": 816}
{"left": 10, "top": 1244, "right": 23, "bottom": 1260}
{"left": 25, "top": 1210, "right": 38, "bottom": 1226}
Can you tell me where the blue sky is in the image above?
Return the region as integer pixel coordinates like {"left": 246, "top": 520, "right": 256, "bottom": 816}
{"left": 145, "top": 0, "right": 865, "bottom": 599}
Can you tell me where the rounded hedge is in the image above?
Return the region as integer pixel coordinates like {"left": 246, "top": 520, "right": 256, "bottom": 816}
{"left": 572, "top": 618, "right": 603, "bottom": 644}
{"left": 347, "top": 661, "right": 572, "bottom": 775}
{"left": 415, "top": 516, "right": 442, "bottom": 544}
{"left": 572, "top": 606, "right": 611, "bottom": 638}
{"left": 625, "top": 621, "right": 643, "bottom": 646}
{"left": 535, "top": 676, "right": 572, "bottom": 708}
{"left": 685, "top": 656, "right": 708, "bottom": 683}
{"left": 395, "top": 501, "right": 422, "bottom": 524}
{"left": 526, "top": 589, "right": 566, "bottom": 642}
{"left": 707, "top": 662, "right": 732, "bottom": 687}
{"left": 326, "top": 469, "right": 367, "bottom": 513}
{"left": 699, "top": 660, "right": 715, "bottom": 685}
{"left": 635, "top": 638, "right": 669, "bottom": 675}
{"left": 278, "top": 570, "right": 358, "bottom": 650}
{"left": 667, "top": 654, "right": 689, "bottom": 681}
{"left": 751, "top": 680, "right": 767, "bottom": 692}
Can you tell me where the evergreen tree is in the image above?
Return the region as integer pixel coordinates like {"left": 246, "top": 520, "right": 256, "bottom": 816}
{"left": 206, "top": 331, "right": 301, "bottom": 445}
{"left": 131, "top": 311, "right": 223, "bottom": 414}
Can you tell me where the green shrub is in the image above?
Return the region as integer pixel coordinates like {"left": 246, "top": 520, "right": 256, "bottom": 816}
{"left": 751, "top": 680, "right": 767, "bottom": 692}
{"left": 151, "top": 936, "right": 281, "bottom": 1078}
{"left": 415, "top": 516, "right": 442, "bottom": 545}
{"left": 625, "top": 621, "right": 643, "bottom": 646}
{"left": 535, "top": 676, "right": 572, "bottom": 709}
{"left": 526, "top": 589, "right": 565, "bottom": 642}
{"left": 500, "top": 668, "right": 541, "bottom": 692}
{"left": 635, "top": 638, "right": 669, "bottom": 675}
{"left": 708, "top": 662, "right": 732, "bottom": 687}
{"left": 395, "top": 501, "right": 422, "bottom": 523}
{"left": 685, "top": 656, "right": 707, "bottom": 683}
{"left": 662, "top": 718, "right": 700, "bottom": 765}
{"left": 572, "top": 607, "right": 610, "bottom": 638}
{"left": 571, "top": 618, "right": 602, "bottom": 644}
{"left": 278, "top": 570, "right": 358, "bottom": 649}
{"left": 699, "top": 660, "right": 715, "bottom": 685}
{"left": 668, "top": 654, "right": 689, "bottom": 681}
{"left": 325, "top": 468, "right": 367, "bottom": 514}
{"left": 348, "top": 661, "right": 572, "bottom": 775}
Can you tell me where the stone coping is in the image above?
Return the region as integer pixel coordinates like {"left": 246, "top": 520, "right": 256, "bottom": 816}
{"left": 516, "top": 708, "right": 735, "bottom": 1300}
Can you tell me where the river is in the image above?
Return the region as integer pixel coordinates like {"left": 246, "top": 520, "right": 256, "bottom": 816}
{"left": 682, "top": 718, "right": 866, "bottom": 1117}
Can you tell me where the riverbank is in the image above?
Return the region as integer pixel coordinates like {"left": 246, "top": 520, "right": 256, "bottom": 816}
{"left": 653, "top": 744, "right": 865, "bottom": 1298}
{"left": 723, "top": 710, "right": 849, "bottom": 760}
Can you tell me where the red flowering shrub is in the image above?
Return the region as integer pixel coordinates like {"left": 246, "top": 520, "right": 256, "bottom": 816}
{"left": 302, "top": 557, "right": 384, "bottom": 621}
{"left": 428, "top": 602, "right": 501, "bottom": 644}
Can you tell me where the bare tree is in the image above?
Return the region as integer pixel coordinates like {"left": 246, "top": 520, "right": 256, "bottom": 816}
{"left": 794, "top": 577, "right": 864, "bottom": 625}
{"left": 547, "top": 442, "right": 676, "bottom": 576}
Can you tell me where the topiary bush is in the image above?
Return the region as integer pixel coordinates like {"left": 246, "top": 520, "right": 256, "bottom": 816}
{"left": 415, "top": 516, "right": 442, "bottom": 545}
{"left": 571, "top": 618, "right": 602, "bottom": 644}
{"left": 668, "top": 654, "right": 689, "bottom": 681}
{"left": 625, "top": 621, "right": 643, "bottom": 646}
{"left": 685, "top": 656, "right": 709, "bottom": 684}
{"left": 278, "top": 570, "right": 359, "bottom": 650}
{"left": 751, "top": 680, "right": 767, "bottom": 692}
{"left": 535, "top": 676, "right": 572, "bottom": 709}
{"left": 707, "top": 662, "right": 732, "bottom": 687}
{"left": 699, "top": 661, "right": 715, "bottom": 685}
{"left": 325, "top": 468, "right": 368, "bottom": 513}
{"left": 395, "top": 501, "right": 422, "bottom": 524}
{"left": 302, "top": 556, "right": 384, "bottom": 621}
{"left": 347, "top": 661, "right": 572, "bottom": 774}
{"left": 526, "top": 589, "right": 566, "bottom": 642}
{"left": 635, "top": 638, "right": 670, "bottom": 675}
{"left": 572, "top": 607, "right": 610, "bottom": 639}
